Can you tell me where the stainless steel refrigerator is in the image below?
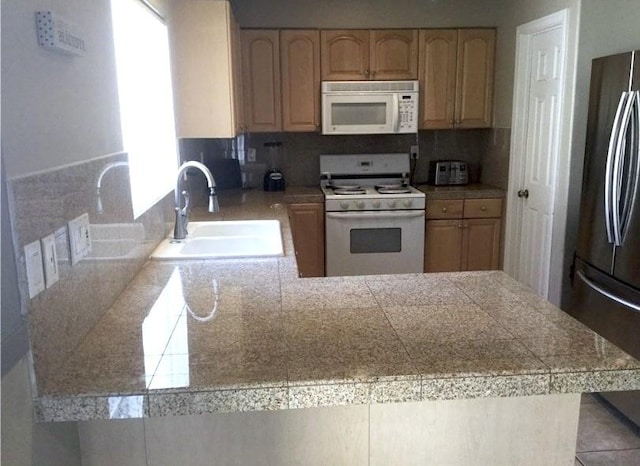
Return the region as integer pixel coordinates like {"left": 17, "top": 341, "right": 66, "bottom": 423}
{"left": 569, "top": 50, "right": 640, "bottom": 426}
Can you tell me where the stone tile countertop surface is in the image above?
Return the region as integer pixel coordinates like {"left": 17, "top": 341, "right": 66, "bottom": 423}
{"left": 417, "top": 183, "right": 505, "bottom": 200}
{"left": 36, "top": 189, "right": 640, "bottom": 422}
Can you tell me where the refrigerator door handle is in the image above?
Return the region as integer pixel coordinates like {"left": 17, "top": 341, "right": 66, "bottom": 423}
{"left": 605, "top": 92, "right": 629, "bottom": 243}
{"left": 619, "top": 91, "right": 640, "bottom": 244}
{"left": 576, "top": 270, "right": 640, "bottom": 313}
{"left": 612, "top": 92, "right": 636, "bottom": 245}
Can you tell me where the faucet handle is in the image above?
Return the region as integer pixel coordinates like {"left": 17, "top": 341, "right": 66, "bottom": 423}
{"left": 208, "top": 187, "right": 219, "bottom": 213}
{"left": 180, "top": 190, "right": 191, "bottom": 215}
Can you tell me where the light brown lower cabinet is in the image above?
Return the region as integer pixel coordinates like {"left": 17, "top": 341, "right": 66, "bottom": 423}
{"left": 287, "top": 203, "right": 325, "bottom": 277}
{"left": 424, "top": 198, "right": 502, "bottom": 272}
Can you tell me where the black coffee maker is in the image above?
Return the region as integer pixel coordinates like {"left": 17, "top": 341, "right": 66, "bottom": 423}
{"left": 263, "top": 168, "right": 285, "bottom": 191}
{"left": 263, "top": 141, "right": 285, "bottom": 191}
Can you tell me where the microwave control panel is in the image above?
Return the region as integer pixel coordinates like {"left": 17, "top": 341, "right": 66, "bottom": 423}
{"left": 398, "top": 94, "right": 418, "bottom": 132}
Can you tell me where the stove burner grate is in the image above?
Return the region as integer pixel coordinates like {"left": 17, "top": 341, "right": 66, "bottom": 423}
{"left": 376, "top": 186, "right": 411, "bottom": 194}
{"left": 333, "top": 188, "right": 366, "bottom": 195}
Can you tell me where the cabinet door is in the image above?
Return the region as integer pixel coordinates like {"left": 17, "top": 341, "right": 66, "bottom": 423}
{"left": 167, "top": 1, "right": 238, "bottom": 138}
{"left": 461, "top": 218, "right": 501, "bottom": 271}
{"left": 425, "top": 199, "right": 464, "bottom": 220}
{"left": 288, "top": 203, "right": 325, "bottom": 277}
{"left": 230, "top": 12, "right": 244, "bottom": 133}
{"left": 281, "top": 30, "right": 320, "bottom": 132}
{"left": 370, "top": 29, "right": 418, "bottom": 80}
{"left": 424, "top": 219, "right": 463, "bottom": 272}
{"left": 241, "top": 29, "right": 282, "bottom": 132}
{"left": 321, "top": 30, "right": 370, "bottom": 80}
{"left": 455, "top": 29, "right": 495, "bottom": 128}
{"left": 418, "top": 29, "right": 457, "bottom": 129}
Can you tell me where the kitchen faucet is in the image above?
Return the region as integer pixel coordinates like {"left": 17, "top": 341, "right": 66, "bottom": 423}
{"left": 173, "top": 161, "right": 219, "bottom": 240}
{"left": 95, "top": 161, "right": 129, "bottom": 214}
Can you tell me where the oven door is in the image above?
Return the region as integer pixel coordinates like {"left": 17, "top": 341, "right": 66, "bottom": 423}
{"left": 325, "top": 210, "right": 425, "bottom": 277}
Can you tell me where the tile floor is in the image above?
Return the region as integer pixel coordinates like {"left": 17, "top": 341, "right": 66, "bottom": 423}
{"left": 575, "top": 394, "right": 640, "bottom": 465}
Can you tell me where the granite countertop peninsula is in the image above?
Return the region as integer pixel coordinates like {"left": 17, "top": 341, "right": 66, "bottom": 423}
{"left": 417, "top": 183, "right": 505, "bottom": 200}
{"left": 35, "top": 188, "right": 640, "bottom": 422}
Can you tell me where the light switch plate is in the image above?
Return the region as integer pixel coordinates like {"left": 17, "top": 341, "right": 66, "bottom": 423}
{"left": 68, "top": 213, "right": 92, "bottom": 265}
{"left": 24, "top": 240, "right": 45, "bottom": 298}
{"left": 41, "top": 233, "right": 59, "bottom": 288}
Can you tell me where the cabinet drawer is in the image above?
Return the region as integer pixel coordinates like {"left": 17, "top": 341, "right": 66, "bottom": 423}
{"left": 426, "top": 199, "right": 464, "bottom": 219}
{"left": 463, "top": 198, "right": 502, "bottom": 218}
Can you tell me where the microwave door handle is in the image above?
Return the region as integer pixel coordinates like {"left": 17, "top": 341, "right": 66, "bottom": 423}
{"left": 605, "top": 92, "right": 628, "bottom": 244}
{"left": 392, "top": 95, "right": 400, "bottom": 132}
{"left": 612, "top": 91, "right": 636, "bottom": 245}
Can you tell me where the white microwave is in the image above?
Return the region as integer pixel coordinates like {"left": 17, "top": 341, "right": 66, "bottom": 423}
{"left": 321, "top": 80, "right": 419, "bottom": 135}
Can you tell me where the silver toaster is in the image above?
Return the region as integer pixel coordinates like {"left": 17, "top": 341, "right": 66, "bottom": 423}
{"left": 427, "top": 160, "right": 469, "bottom": 185}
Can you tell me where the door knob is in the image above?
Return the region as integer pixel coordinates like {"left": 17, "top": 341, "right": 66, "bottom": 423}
{"left": 517, "top": 189, "right": 529, "bottom": 199}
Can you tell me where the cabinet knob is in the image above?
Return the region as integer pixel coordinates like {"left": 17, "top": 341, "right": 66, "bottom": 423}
{"left": 364, "top": 69, "right": 370, "bottom": 77}
{"left": 517, "top": 189, "right": 530, "bottom": 199}
{"left": 442, "top": 207, "right": 448, "bottom": 212}
{"left": 481, "top": 206, "right": 487, "bottom": 211}
{"left": 455, "top": 120, "right": 461, "bottom": 124}
{"left": 457, "top": 224, "right": 463, "bottom": 229}
{"left": 463, "top": 223, "right": 469, "bottom": 229}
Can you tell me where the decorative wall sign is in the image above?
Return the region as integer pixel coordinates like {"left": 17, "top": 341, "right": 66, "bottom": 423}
{"left": 35, "top": 11, "right": 86, "bottom": 56}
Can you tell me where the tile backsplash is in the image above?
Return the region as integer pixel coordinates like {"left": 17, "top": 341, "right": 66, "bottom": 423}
{"left": 179, "top": 129, "right": 498, "bottom": 188}
{"left": 8, "top": 152, "right": 173, "bottom": 391}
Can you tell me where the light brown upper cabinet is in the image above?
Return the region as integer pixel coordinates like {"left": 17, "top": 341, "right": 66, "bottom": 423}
{"left": 280, "top": 30, "right": 321, "bottom": 132}
{"left": 167, "top": 0, "right": 243, "bottom": 138}
{"left": 419, "top": 29, "right": 495, "bottom": 129}
{"left": 321, "top": 29, "right": 418, "bottom": 80}
{"left": 241, "top": 30, "right": 282, "bottom": 132}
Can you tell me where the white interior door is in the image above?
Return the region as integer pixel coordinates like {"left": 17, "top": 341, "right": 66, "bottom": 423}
{"left": 518, "top": 27, "right": 564, "bottom": 297}
{"left": 505, "top": 11, "right": 572, "bottom": 302}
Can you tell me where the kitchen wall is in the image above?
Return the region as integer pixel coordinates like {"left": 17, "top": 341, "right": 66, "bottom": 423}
{"left": 232, "top": 0, "right": 502, "bottom": 28}
{"left": 1, "top": 0, "right": 173, "bottom": 463}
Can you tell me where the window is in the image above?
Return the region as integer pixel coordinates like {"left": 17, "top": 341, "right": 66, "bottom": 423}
{"left": 110, "top": 0, "right": 177, "bottom": 218}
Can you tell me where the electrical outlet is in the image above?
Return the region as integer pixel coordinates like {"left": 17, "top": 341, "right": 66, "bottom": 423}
{"left": 247, "top": 148, "right": 257, "bottom": 162}
{"left": 24, "top": 240, "right": 45, "bottom": 298}
{"left": 410, "top": 145, "right": 419, "bottom": 159}
{"left": 68, "top": 213, "right": 92, "bottom": 265}
{"left": 41, "top": 233, "right": 59, "bottom": 288}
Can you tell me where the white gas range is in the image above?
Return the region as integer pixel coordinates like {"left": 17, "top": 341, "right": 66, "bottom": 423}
{"left": 320, "top": 153, "right": 425, "bottom": 277}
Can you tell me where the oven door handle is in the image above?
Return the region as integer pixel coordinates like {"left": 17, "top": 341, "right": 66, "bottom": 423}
{"left": 327, "top": 211, "right": 425, "bottom": 220}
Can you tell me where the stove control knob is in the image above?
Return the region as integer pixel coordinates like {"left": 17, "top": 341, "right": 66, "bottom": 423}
{"left": 403, "top": 199, "right": 413, "bottom": 208}
{"left": 372, "top": 200, "right": 381, "bottom": 208}
{"left": 388, "top": 200, "right": 397, "bottom": 208}
{"left": 355, "top": 200, "right": 365, "bottom": 209}
{"left": 340, "top": 201, "right": 350, "bottom": 210}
